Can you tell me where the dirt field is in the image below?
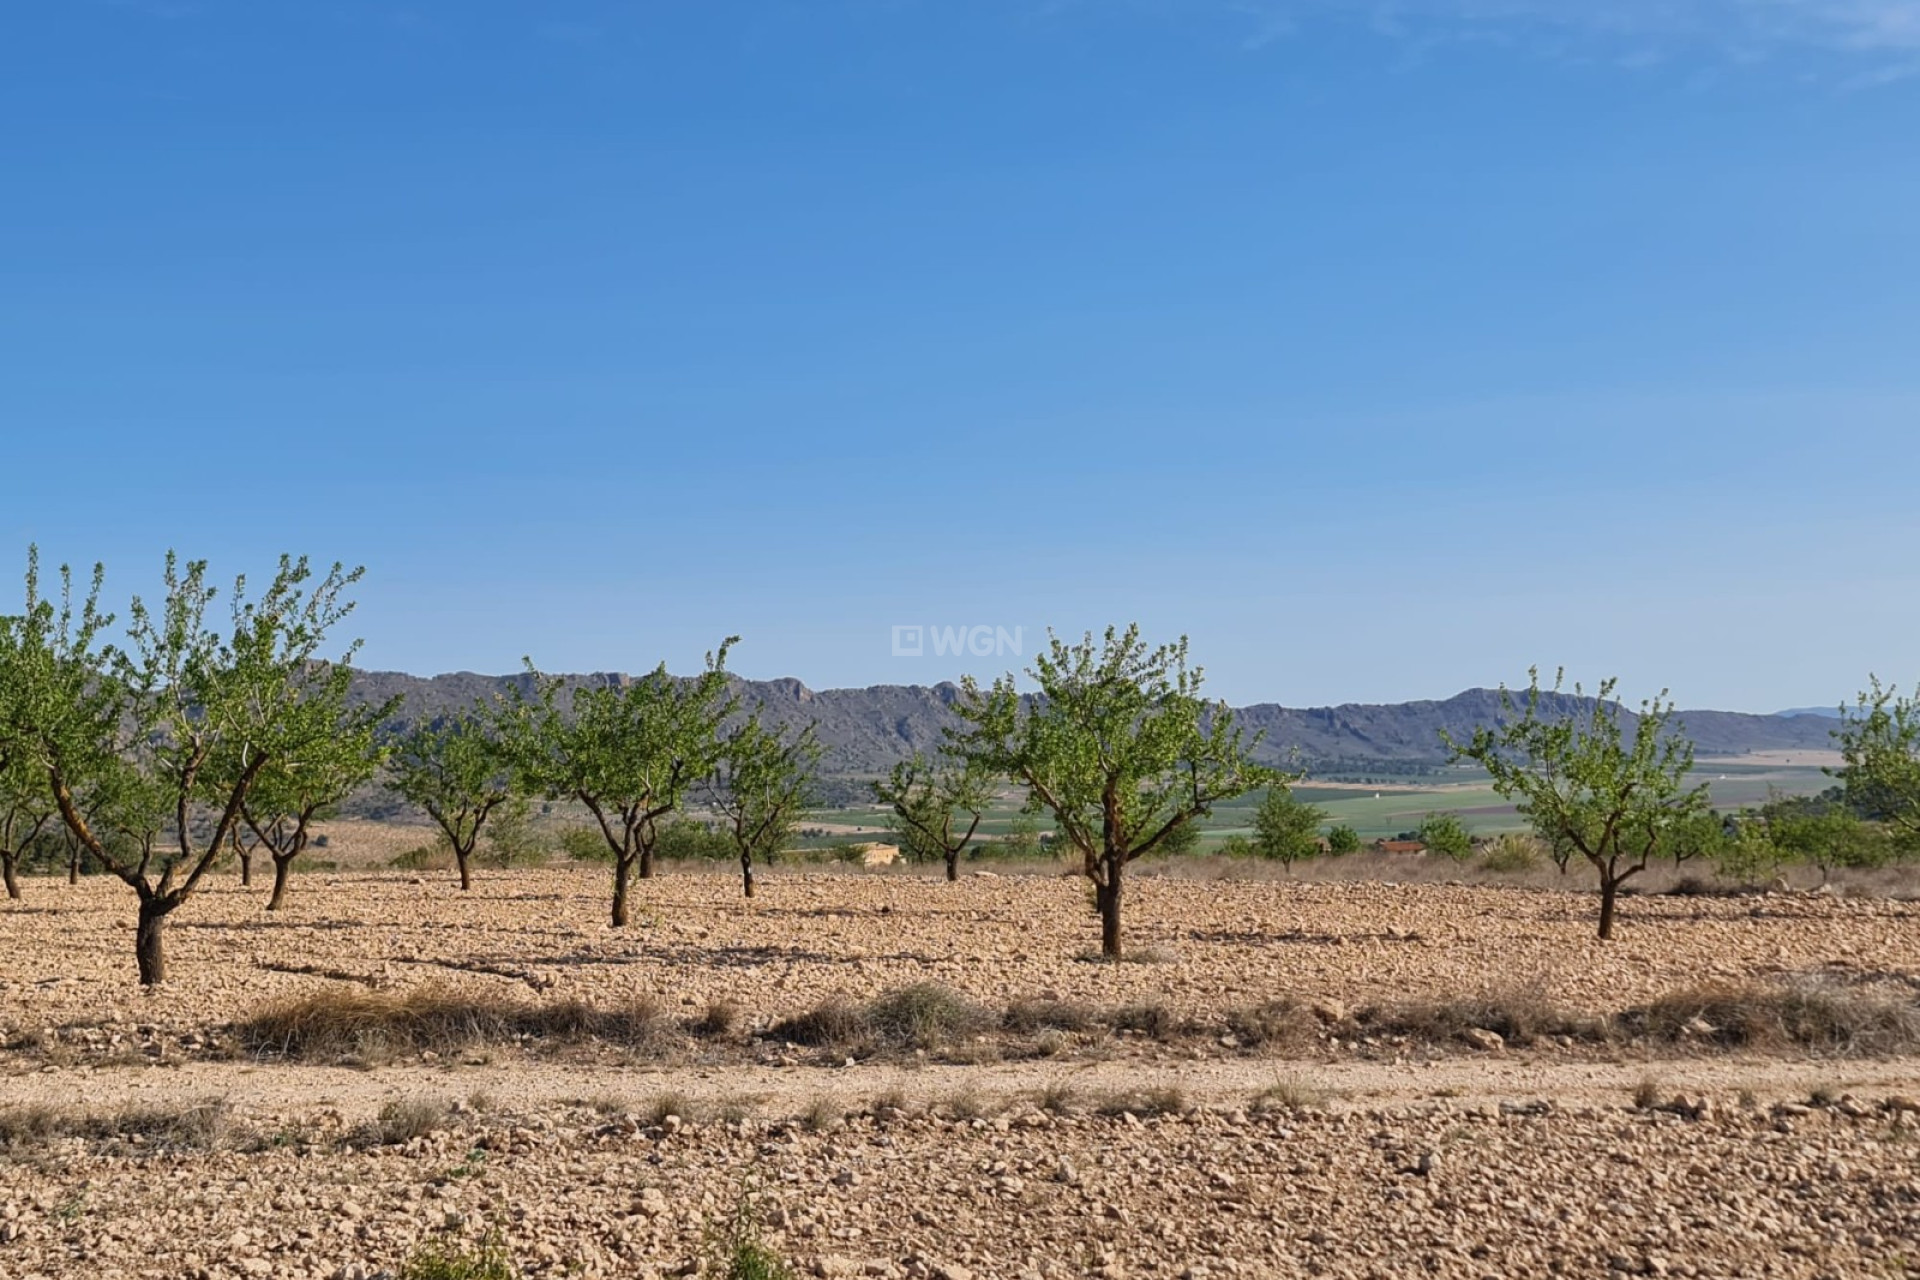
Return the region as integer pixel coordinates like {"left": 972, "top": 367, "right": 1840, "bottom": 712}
{"left": 3, "top": 866, "right": 1920, "bottom": 1279}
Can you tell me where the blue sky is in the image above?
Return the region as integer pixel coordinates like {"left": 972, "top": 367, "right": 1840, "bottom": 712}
{"left": 3, "top": 1, "right": 1917, "bottom": 711}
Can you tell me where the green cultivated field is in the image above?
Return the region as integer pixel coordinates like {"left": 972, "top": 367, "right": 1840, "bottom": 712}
{"left": 797, "top": 758, "right": 1838, "bottom": 852}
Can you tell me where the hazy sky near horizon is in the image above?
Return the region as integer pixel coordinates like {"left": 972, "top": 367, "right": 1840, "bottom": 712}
{"left": 4, "top": 1, "right": 1918, "bottom": 712}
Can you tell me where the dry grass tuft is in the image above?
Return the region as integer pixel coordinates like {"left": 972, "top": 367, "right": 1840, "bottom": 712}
{"left": 1356, "top": 989, "right": 1603, "bottom": 1048}
{"left": 768, "top": 998, "right": 872, "bottom": 1054}
{"left": 865, "top": 982, "right": 993, "bottom": 1050}
{"left": 1111, "top": 1001, "right": 1180, "bottom": 1041}
{"left": 362, "top": 1097, "right": 451, "bottom": 1147}
{"left": 1623, "top": 984, "right": 1920, "bottom": 1056}
{"left": 1226, "top": 998, "right": 1320, "bottom": 1050}
{"left": 1002, "top": 997, "right": 1099, "bottom": 1034}
{"left": 234, "top": 986, "right": 672, "bottom": 1061}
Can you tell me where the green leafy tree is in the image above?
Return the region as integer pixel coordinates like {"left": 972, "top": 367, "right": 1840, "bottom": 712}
{"left": 707, "top": 716, "right": 821, "bottom": 899}
{"left": 871, "top": 754, "right": 991, "bottom": 882}
{"left": 4, "top": 549, "right": 363, "bottom": 984}
{"left": 1001, "top": 810, "right": 1044, "bottom": 860}
{"left": 1443, "top": 669, "right": 1707, "bottom": 940}
{"left": 1760, "top": 793, "right": 1890, "bottom": 884}
{"left": 1325, "top": 824, "right": 1362, "bottom": 856}
{"left": 1252, "top": 786, "right": 1328, "bottom": 871}
{"left": 1653, "top": 808, "right": 1727, "bottom": 866}
{"left": 1418, "top": 811, "right": 1474, "bottom": 862}
{"left": 508, "top": 640, "right": 736, "bottom": 926}
{"left": 240, "top": 666, "right": 392, "bottom": 910}
{"left": 387, "top": 711, "right": 514, "bottom": 892}
{"left": 950, "top": 626, "right": 1281, "bottom": 958}
{"left": 480, "top": 793, "right": 549, "bottom": 868}
{"left": 1833, "top": 677, "right": 1920, "bottom": 851}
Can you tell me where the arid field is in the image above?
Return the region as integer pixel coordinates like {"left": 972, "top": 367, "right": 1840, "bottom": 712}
{"left": 4, "top": 864, "right": 1920, "bottom": 1280}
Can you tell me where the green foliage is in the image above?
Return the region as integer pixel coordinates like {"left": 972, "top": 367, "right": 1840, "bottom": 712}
{"left": 1761, "top": 797, "right": 1891, "bottom": 880}
{"left": 1714, "top": 819, "right": 1786, "bottom": 886}
{"left": 479, "top": 794, "right": 549, "bottom": 868}
{"left": 708, "top": 715, "right": 822, "bottom": 895}
{"left": 871, "top": 753, "right": 990, "bottom": 878}
{"left": 950, "top": 624, "right": 1283, "bottom": 956}
{"left": 1443, "top": 669, "right": 1707, "bottom": 940}
{"left": 1478, "top": 832, "right": 1543, "bottom": 873}
{"left": 386, "top": 712, "right": 513, "bottom": 878}
{"left": 1252, "top": 786, "right": 1328, "bottom": 870}
{"left": 1325, "top": 824, "right": 1361, "bottom": 856}
{"left": 1000, "top": 810, "right": 1044, "bottom": 859}
{"left": 558, "top": 823, "right": 611, "bottom": 863}
{"left": 1156, "top": 816, "right": 1202, "bottom": 857}
{"left": 3, "top": 547, "right": 365, "bottom": 982}
{"left": 653, "top": 817, "right": 733, "bottom": 861}
{"left": 1417, "top": 811, "right": 1473, "bottom": 861}
{"left": 1652, "top": 808, "right": 1727, "bottom": 865}
{"left": 706, "top": 1181, "right": 797, "bottom": 1280}
{"left": 1218, "top": 833, "right": 1255, "bottom": 858}
{"left": 240, "top": 656, "right": 395, "bottom": 906}
{"left": 391, "top": 836, "right": 455, "bottom": 871}
{"left": 397, "top": 1233, "right": 519, "bottom": 1280}
{"left": 506, "top": 642, "right": 736, "bottom": 922}
{"left": 1834, "top": 677, "right": 1920, "bottom": 850}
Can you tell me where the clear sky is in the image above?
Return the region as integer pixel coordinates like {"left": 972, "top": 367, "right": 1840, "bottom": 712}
{"left": 3, "top": 1, "right": 1917, "bottom": 712}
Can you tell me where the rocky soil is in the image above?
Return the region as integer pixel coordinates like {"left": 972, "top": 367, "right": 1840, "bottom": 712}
{"left": 3, "top": 867, "right": 1919, "bottom": 1279}
{"left": 4, "top": 868, "right": 1917, "bottom": 1046}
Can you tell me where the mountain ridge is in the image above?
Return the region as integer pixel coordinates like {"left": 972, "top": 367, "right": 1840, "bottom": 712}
{"left": 346, "top": 669, "right": 1840, "bottom": 778}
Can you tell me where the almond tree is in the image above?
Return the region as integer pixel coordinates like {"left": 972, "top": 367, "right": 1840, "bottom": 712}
{"left": 240, "top": 666, "right": 393, "bottom": 911}
{"left": 707, "top": 715, "right": 821, "bottom": 900}
{"left": 1443, "top": 669, "right": 1706, "bottom": 940}
{"left": 0, "top": 616, "right": 53, "bottom": 899}
{"left": 386, "top": 711, "right": 513, "bottom": 892}
{"left": 951, "top": 625, "right": 1279, "bottom": 958}
{"left": 1833, "top": 676, "right": 1920, "bottom": 851}
{"left": 871, "top": 754, "right": 991, "bottom": 882}
{"left": 4, "top": 548, "right": 363, "bottom": 984}
{"left": 508, "top": 641, "right": 738, "bottom": 926}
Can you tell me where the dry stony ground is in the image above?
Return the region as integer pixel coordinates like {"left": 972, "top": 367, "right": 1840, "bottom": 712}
{"left": 3, "top": 866, "right": 1920, "bottom": 1279}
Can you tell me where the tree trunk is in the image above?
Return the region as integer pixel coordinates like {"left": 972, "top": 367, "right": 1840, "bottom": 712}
{"left": 1096, "top": 860, "right": 1123, "bottom": 959}
{"left": 639, "top": 845, "right": 655, "bottom": 880}
{"left": 1597, "top": 876, "right": 1619, "bottom": 941}
{"left": 136, "top": 898, "right": 169, "bottom": 986}
{"left": 741, "top": 851, "right": 755, "bottom": 899}
{"left": 456, "top": 847, "right": 473, "bottom": 892}
{"left": 612, "top": 855, "right": 631, "bottom": 928}
{"left": 945, "top": 849, "right": 959, "bottom": 882}
{"left": 238, "top": 849, "right": 253, "bottom": 887}
{"left": 67, "top": 846, "right": 80, "bottom": 885}
{"left": 266, "top": 856, "right": 294, "bottom": 911}
{"left": 3, "top": 854, "right": 19, "bottom": 900}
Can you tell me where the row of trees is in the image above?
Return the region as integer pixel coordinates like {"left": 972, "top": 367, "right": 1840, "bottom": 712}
{"left": 0, "top": 551, "right": 822, "bottom": 984}
{"left": 8, "top": 547, "right": 1920, "bottom": 981}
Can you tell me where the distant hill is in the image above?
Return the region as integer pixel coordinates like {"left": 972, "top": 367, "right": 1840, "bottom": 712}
{"left": 348, "top": 670, "right": 1840, "bottom": 780}
{"left": 1775, "top": 706, "right": 1843, "bottom": 720}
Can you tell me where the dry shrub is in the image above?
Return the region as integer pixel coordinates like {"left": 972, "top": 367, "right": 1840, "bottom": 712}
{"left": 1032, "top": 1082, "right": 1077, "bottom": 1115}
{"left": 690, "top": 1000, "right": 741, "bottom": 1040}
{"left": 1111, "top": 1002, "right": 1180, "bottom": 1041}
{"left": 1253, "top": 1074, "right": 1329, "bottom": 1113}
{"left": 1003, "top": 997, "right": 1098, "bottom": 1034}
{"left": 865, "top": 983, "right": 991, "bottom": 1050}
{"left": 0, "top": 1098, "right": 231, "bottom": 1153}
{"left": 0, "top": 1103, "right": 66, "bottom": 1150}
{"left": 1356, "top": 989, "right": 1602, "bottom": 1048}
{"left": 235, "top": 987, "right": 671, "bottom": 1060}
{"left": 363, "top": 1097, "right": 451, "bottom": 1147}
{"left": 1226, "top": 998, "right": 1320, "bottom": 1050}
{"left": 769, "top": 998, "right": 872, "bottom": 1053}
{"left": 1624, "top": 984, "right": 1920, "bottom": 1056}
{"left": 1095, "top": 1085, "right": 1187, "bottom": 1118}
{"left": 798, "top": 1096, "right": 843, "bottom": 1133}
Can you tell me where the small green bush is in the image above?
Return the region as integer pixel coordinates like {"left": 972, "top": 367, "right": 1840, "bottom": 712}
{"left": 398, "top": 1233, "right": 519, "bottom": 1280}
